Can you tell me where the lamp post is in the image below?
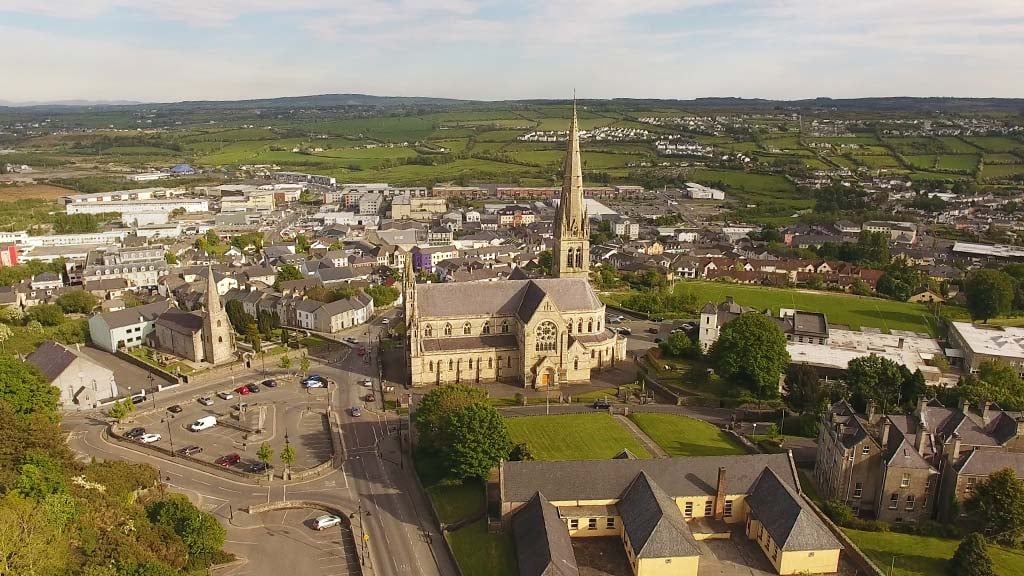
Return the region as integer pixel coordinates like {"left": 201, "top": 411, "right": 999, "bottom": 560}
{"left": 350, "top": 504, "right": 370, "bottom": 566}
{"left": 284, "top": 428, "right": 290, "bottom": 481}
{"left": 166, "top": 418, "right": 175, "bottom": 455}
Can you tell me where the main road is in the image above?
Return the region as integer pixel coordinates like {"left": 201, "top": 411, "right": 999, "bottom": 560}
{"left": 62, "top": 311, "right": 456, "bottom": 576}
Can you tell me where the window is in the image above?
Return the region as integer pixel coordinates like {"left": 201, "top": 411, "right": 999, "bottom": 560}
{"left": 862, "top": 446, "right": 870, "bottom": 455}
{"left": 501, "top": 320, "right": 509, "bottom": 334}
{"left": 853, "top": 482, "right": 863, "bottom": 499}
{"left": 606, "top": 517, "right": 615, "bottom": 529}
{"left": 587, "top": 518, "right": 597, "bottom": 530}
{"left": 724, "top": 500, "right": 733, "bottom": 518}
{"left": 448, "top": 359, "right": 453, "bottom": 371}
{"left": 468, "top": 358, "right": 473, "bottom": 369}
{"left": 684, "top": 502, "right": 693, "bottom": 518}
{"left": 901, "top": 473, "right": 911, "bottom": 488}
{"left": 889, "top": 493, "right": 899, "bottom": 510}
{"left": 424, "top": 324, "right": 433, "bottom": 337}
{"left": 965, "top": 477, "right": 977, "bottom": 495}
{"left": 568, "top": 519, "right": 578, "bottom": 530}
{"left": 429, "top": 361, "right": 434, "bottom": 372}
{"left": 535, "top": 321, "right": 557, "bottom": 352}
{"left": 848, "top": 452, "right": 855, "bottom": 461}
{"left": 463, "top": 321, "right": 472, "bottom": 335}
{"left": 905, "top": 495, "right": 916, "bottom": 511}
{"left": 574, "top": 358, "right": 579, "bottom": 370}
{"left": 578, "top": 320, "right": 583, "bottom": 333}
{"left": 444, "top": 323, "right": 452, "bottom": 336}
{"left": 704, "top": 500, "right": 713, "bottom": 516}
{"left": 588, "top": 320, "right": 594, "bottom": 332}
{"left": 508, "top": 357, "right": 512, "bottom": 368}
{"left": 488, "top": 357, "right": 493, "bottom": 369}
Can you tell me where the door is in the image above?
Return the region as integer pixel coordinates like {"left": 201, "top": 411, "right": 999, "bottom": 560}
{"left": 540, "top": 372, "right": 550, "bottom": 387}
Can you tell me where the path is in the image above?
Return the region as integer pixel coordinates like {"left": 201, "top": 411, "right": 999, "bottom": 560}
{"left": 613, "top": 414, "right": 668, "bottom": 458}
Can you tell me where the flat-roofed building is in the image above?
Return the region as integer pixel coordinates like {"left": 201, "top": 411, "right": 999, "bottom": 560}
{"left": 949, "top": 321, "right": 1024, "bottom": 376}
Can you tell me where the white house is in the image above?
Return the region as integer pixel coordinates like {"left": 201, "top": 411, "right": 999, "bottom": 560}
{"left": 27, "top": 341, "right": 119, "bottom": 410}
{"left": 88, "top": 300, "right": 172, "bottom": 353}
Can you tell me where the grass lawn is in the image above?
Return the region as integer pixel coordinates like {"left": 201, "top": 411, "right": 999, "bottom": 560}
{"left": 845, "top": 529, "right": 1024, "bottom": 576}
{"left": 426, "top": 480, "right": 485, "bottom": 524}
{"left": 628, "top": 413, "right": 747, "bottom": 457}
{"left": 505, "top": 413, "right": 651, "bottom": 460}
{"left": 447, "top": 520, "right": 517, "bottom": 576}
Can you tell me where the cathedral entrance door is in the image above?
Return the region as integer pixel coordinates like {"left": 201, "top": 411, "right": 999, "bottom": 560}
{"left": 540, "top": 372, "right": 550, "bottom": 387}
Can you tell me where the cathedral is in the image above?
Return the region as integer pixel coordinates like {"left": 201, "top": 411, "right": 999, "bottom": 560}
{"left": 152, "top": 267, "right": 236, "bottom": 365}
{"left": 404, "top": 103, "right": 627, "bottom": 389}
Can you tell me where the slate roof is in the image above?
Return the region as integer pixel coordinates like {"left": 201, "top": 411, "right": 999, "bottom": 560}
{"left": 512, "top": 493, "right": 580, "bottom": 576}
{"left": 416, "top": 278, "right": 601, "bottom": 319}
{"left": 95, "top": 300, "right": 173, "bottom": 329}
{"left": 957, "top": 450, "right": 1024, "bottom": 477}
{"left": 154, "top": 307, "right": 205, "bottom": 334}
{"left": 618, "top": 472, "right": 700, "bottom": 559}
{"left": 421, "top": 335, "right": 518, "bottom": 353}
{"left": 746, "top": 468, "right": 842, "bottom": 552}
{"left": 501, "top": 454, "right": 797, "bottom": 504}
{"left": 26, "top": 340, "right": 107, "bottom": 382}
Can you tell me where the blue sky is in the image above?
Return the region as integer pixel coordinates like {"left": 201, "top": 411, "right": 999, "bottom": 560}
{"left": 1, "top": 0, "right": 1023, "bottom": 103}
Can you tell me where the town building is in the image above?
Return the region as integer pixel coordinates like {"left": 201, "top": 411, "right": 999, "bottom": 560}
{"left": 26, "top": 341, "right": 119, "bottom": 411}
{"left": 390, "top": 195, "right": 447, "bottom": 220}
{"left": 151, "top": 267, "right": 235, "bottom": 365}
{"left": 405, "top": 103, "right": 625, "bottom": 389}
{"left": 698, "top": 297, "right": 829, "bottom": 351}
{"left": 0, "top": 243, "right": 18, "bottom": 266}
{"left": 500, "top": 454, "right": 842, "bottom": 576}
{"left": 88, "top": 300, "right": 173, "bottom": 353}
{"left": 81, "top": 246, "right": 169, "bottom": 288}
{"left": 948, "top": 321, "right": 1024, "bottom": 376}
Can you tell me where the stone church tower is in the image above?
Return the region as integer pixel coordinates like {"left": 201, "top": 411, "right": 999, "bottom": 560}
{"left": 552, "top": 100, "right": 590, "bottom": 279}
{"left": 201, "top": 267, "right": 234, "bottom": 365}
{"left": 403, "top": 256, "right": 423, "bottom": 386}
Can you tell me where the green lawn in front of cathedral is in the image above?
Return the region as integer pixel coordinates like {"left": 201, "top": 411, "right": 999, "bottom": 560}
{"left": 628, "top": 413, "right": 747, "bottom": 457}
{"left": 505, "top": 413, "right": 652, "bottom": 460}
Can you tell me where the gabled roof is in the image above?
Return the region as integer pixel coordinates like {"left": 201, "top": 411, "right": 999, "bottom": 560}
{"left": 512, "top": 493, "right": 579, "bottom": 576}
{"left": 957, "top": 449, "right": 1024, "bottom": 478}
{"left": 94, "top": 300, "right": 173, "bottom": 329}
{"left": 746, "top": 468, "right": 842, "bottom": 552}
{"left": 154, "top": 307, "right": 204, "bottom": 334}
{"left": 416, "top": 278, "right": 601, "bottom": 319}
{"left": 26, "top": 340, "right": 108, "bottom": 382}
{"left": 618, "top": 471, "right": 699, "bottom": 559}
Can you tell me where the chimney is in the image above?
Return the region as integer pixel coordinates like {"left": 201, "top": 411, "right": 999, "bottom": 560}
{"left": 951, "top": 434, "right": 962, "bottom": 461}
{"left": 979, "top": 401, "right": 992, "bottom": 424}
{"left": 916, "top": 418, "right": 928, "bottom": 456}
{"left": 916, "top": 395, "right": 927, "bottom": 416}
{"left": 714, "top": 467, "right": 727, "bottom": 520}
{"left": 866, "top": 399, "right": 876, "bottom": 423}
{"left": 898, "top": 337, "right": 905, "bottom": 349}
{"left": 881, "top": 419, "right": 891, "bottom": 447}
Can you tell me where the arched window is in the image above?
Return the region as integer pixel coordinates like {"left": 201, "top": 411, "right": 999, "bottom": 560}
{"left": 577, "top": 320, "right": 583, "bottom": 333}
{"left": 575, "top": 249, "right": 583, "bottom": 268}
{"left": 424, "top": 324, "right": 433, "bottom": 337}
{"left": 444, "top": 323, "right": 452, "bottom": 336}
{"left": 429, "top": 361, "right": 434, "bottom": 371}
{"left": 463, "top": 321, "right": 472, "bottom": 335}
{"left": 218, "top": 336, "right": 223, "bottom": 343}
{"left": 566, "top": 249, "right": 574, "bottom": 269}
{"left": 468, "top": 358, "right": 473, "bottom": 369}
{"left": 588, "top": 319, "right": 594, "bottom": 332}
{"left": 501, "top": 320, "right": 509, "bottom": 334}
{"left": 567, "top": 321, "right": 573, "bottom": 334}
{"left": 574, "top": 358, "right": 579, "bottom": 370}
{"left": 217, "top": 319, "right": 222, "bottom": 328}
{"left": 535, "top": 321, "right": 557, "bottom": 352}
{"left": 488, "top": 357, "right": 493, "bottom": 369}
{"left": 448, "top": 359, "right": 453, "bottom": 371}
{"left": 482, "top": 321, "right": 491, "bottom": 335}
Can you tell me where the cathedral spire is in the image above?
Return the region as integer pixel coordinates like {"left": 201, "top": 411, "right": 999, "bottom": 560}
{"left": 552, "top": 97, "right": 590, "bottom": 279}
{"left": 205, "top": 265, "right": 221, "bottom": 313}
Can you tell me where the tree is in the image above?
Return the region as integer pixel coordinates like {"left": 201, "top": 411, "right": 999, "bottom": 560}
{"left": 26, "top": 304, "right": 65, "bottom": 326}
{"left": 845, "top": 354, "right": 905, "bottom": 412}
{"left": 164, "top": 252, "right": 178, "bottom": 265}
{"left": 256, "top": 442, "right": 274, "bottom": 476}
{"left": 709, "top": 313, "right": 790, "bottom": 398}
{"left": 365, "top": 285, "right": 399, "bottom": 307}
{"left": 224, "top": 300, "right": 253, "bottom": 334}
{"left": 877, "top": 261, "right": 923, "bottom": 302}
{"left": 784, "top": 364, "right": 822, "bottom": 414}
{"left": 26, "top": 320, "right": 43, "bottom": 334}
{"left": 659, "top": 331, "right": 697, "bottom": 359}
{"left": 966, "top": 468, "right": 1024, "bottom": 545}
{"left": 55, "top": 290, "right": 99, "bottom": 314}
{"left": 0, "top": 493, "right": 70, "bottom": 576}
{"left": 0, "top": 305, "right": 24, "bottom": 324}
{"left": 948, "top": 360, "right": 1024, "bottom": 411}
{"left": 300, "top": 354, "right": 310, "bottom": 378}
{"left": 947, "top": 533, "right": 995, "bottom": 576}
{"left": 280, "top": 329, "right": 291, "bottom": 347}
{"left": 536, "top": 250, "right": 552, "bottom": 275}
{"left": 0, "top": 356, "right": 60, "bottom": 418}
{"left": 274, "top": 264, "right": 303, "bottom": 289}
{"left": 246, "top": 324, "right": 262, "bottom": 354}
{"left": 509, "top": 442, "right": 534, "bottom": 461}
{"left": 279, "top": 443, "right": 295, "bottom": 477}
{"left": 108, "top": 400, "right": 129, "bottom": 423}
{"left": 0, "top": 323, "right": 11, "bottom": 353}
{"left": 278, "top": 355, "right": 292, "bottom": 370}
{"left": 414, "top": 383, "right": 489, "bottom": 450}
{"left": 146, "top": 494, "right": 226, "bottom": 564}
{"left": 444, "top": 403, "right": 512, "bottom": 480}
{"left": 965, "top": 269, "right": 1015, "bottom": 322}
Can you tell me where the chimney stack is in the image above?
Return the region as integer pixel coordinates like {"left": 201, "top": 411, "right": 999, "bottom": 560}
{"left": 951, "top": 434, "right": 962, "bottom": 461}
{"left": 898, "top": 337, "right": 905, "bottom": 349}
{"left": 961, "top": 398, "right": 970, "bottom": 414}
{"left": 916, "top": 418, "right": 928, "bottom": 456}
{"left": 881, "top": 419, "right": 891, "bottom": 447}
{"left": 714, "top": 467, "right": 727, "bottom": 520}
{"left": 916, "top": 395, "right": 927, "bottom": 416}
{"left": 980, "top": 401, "right": 993, "bottom": 424}
{"left": 866, "top": 399, "right": 876, "bottom": 423}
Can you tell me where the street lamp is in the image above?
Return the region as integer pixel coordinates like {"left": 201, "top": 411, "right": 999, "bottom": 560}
{"left": 350, "top": 504, "right": 371, "bottom": 566}
{"left": 284, "top": 428, "right": 290, "bottom": 480}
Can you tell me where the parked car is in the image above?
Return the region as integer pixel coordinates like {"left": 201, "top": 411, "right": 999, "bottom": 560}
{"left": 306, "top": 374, "right": 326, "bottom": 382}
{"left": 646, "top": 327, "right": 659, "bottom": 334}
{"left": 261, "top": 379, "right": 278, "bottom": 388}
{"left": 314, "top": 514, "right": 342, "bottom": 530}
{"left": 345, "top": 337, "right": 358, "bottom": 344}
{"left": 593, "top": 398, "right": 611, "bottom": 410}
{"left": 350, "top": 406, "right": 362, "bottom": 417}
{"left": 365, "top": 392, "right": 376, "bottom": 402}
{"left": 130, "top": 393, "right": 147, "bottom": 404}
{"left": 198, "top": 396, "right": 214, "bottom": 406}
{"left": 246, "top": 383, "right": 261, "bottom": 394}
{"left": 381, "top": 318, "right": 390, "bottom": 325}
{"left": 138, "top": 433, "right": 161, "bottom": 444}
{"left": 215, "top": 453, "right": 241, "bottom": 467}
{"left": 360, "top": 379, "right": 373, "bottom": 388}
{"left": 167, "top": 404, "right": 183, "bottom": 414}
{"left": 304, "top": 377, "right": 327, "bottom": 388}
{"left": 617, "top": 327, "right": 632, "bottom": 336}
{"left": 247, "top": 462, "right": 272, "bottom": 473}
{"left": 217, "top": 391, "right": 234, "bottom": 400}
{"left": 189, "top": 416, "right": 217, "bottom": 432}
{"left": 235, "top": 386, "right": 250, "bottom": 395}
{"left": 124, "top": 427, "right": 146, "bottom": 439}
{"left": 177, "top": 445, "right": 202, "bottom": 456}
{"left": 652, "top": 317, "right": 665, "bottom": 323}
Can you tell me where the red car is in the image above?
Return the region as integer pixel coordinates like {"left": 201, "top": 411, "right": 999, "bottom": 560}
{"left": 235, "top": 386, "right": 250, "bottom": 395}
{"left": 215, "top": 453, "right": 241, "bottom": 467}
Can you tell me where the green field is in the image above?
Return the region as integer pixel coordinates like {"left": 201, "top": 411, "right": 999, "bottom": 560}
{"left": 505, "top": 413, "right": 651, "bottom": 461}
{"left": 966, "top": 136, "right": 1024, "bottom": 153}
{"left": 628, "top": 413, "right": 746, "bottom": 457}
{"left": 935, "top": 155, "right": 979, "bottom": 171}
{"left": 845, "top": 529, "right": 1024, "bottom": 576}
{"left": 447, "top": 520, "right": 517, "bottom": 576}
{"left": 982, "top": 164, "right": 1024, "bottom": 181}
{"left": 853, "top": 154, "right": 903, "bottom": 169}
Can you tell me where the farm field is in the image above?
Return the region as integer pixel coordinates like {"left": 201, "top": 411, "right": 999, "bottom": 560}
{"left": 628, "top": 414, "right": 746, "bottom": 457}
{"left": 982, "top": 164, "right": 1024, "bottom": 181}
{"left": 845, "top": 529, "right": 1024, "bottom": 576}
{"left": 0, "top": 183, "right": 74, "bottom": 200}
{"left": 505, "top": 413, "right": 651, "bottom": 461}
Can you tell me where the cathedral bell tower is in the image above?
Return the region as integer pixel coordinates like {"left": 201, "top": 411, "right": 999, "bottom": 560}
{"left": 552, "top": 99, "right": 590, "bottom": 279}
{"left": 202, "top": 266, "right": 234, "bottom": 365}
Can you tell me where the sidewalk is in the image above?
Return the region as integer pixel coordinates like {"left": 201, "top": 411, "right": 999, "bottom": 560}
{"left": 613, "top": 413, "right": 668, "bottom": 458}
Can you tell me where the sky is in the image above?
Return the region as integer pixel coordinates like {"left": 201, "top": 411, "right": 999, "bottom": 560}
{"left": 1, "top": 0, "right": 1023, "bottom": 103}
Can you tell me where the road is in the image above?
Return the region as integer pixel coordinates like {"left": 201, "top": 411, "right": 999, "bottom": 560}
{"left": 63, "top": 310, "right": 455, "bottom": 576}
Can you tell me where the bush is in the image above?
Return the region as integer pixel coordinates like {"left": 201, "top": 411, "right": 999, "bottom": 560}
{"left": 823, "top": 500, "right": 854, "bottom": 525}
{"left": 783, "top": 414, "right": 820, "bottom": 438}
{"left": 27, "top": 304, "right": 66, "bottom": 326}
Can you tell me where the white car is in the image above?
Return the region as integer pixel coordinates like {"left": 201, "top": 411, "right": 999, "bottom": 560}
{"left": 217, "top": 391, "right": 233, "bottom": 400}
{"left": 360, "top": 379, "right": 373, "bottom": 388}
{"left": 138, "top": 433, "right": 162, "bottom": 444}
{"left": 314, "top": 514, "right": 342, "bottom": 530}
{"left": 198, "top": 396, "right": 214, "bottom": 406}
{"left": 381, "top": 318, "right": 390, "bottom": 325}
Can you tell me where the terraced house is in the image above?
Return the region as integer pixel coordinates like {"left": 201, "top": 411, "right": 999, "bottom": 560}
{"left": 499, "top": 454, "right": 842, "bottom": 576}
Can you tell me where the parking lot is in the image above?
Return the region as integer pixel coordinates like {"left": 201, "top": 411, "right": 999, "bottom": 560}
{"left": 220, "top": 507, "right": 360, "bottom": 576}
{"left": 124, "top": 376, "right": 335, "bottom": 477}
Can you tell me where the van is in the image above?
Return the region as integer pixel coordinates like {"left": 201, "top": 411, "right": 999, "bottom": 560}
{"left": 189, "top": 416, "right": 217, "bottom": 432}
{"left": 130, "top": 390, "right": 147, "bottom": 403}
